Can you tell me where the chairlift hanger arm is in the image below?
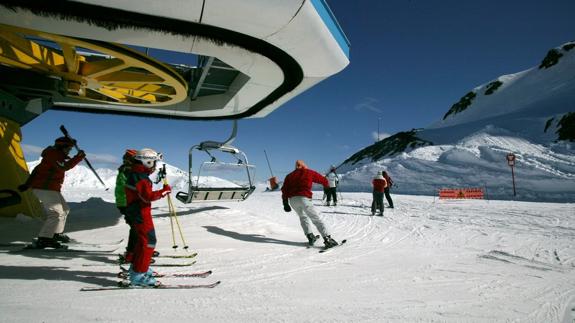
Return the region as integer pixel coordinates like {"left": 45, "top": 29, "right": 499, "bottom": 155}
{"left": 198, "top": 120, "right": 238, "bottom": 152}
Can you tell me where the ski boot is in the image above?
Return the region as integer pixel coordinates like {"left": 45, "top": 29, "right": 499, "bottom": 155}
{"left": 121, "top": 266, "right": 156, "bottom": 280}
{"left": 129, "top": 269, "right": 160, "bottom": 287}
{"left": 306, "top": 233, "right": 319, "bottom": 246}
{"left": 32, "top": 237, "right": 67, "bottom": 249}
{"left": 119, "top": 252, "right": 134, "bottom": 264}
{"left": 323, "top": 235, "right": 339, "bottom": 249}
{"left": 53, "top": 233, "right": 71, "bottom": 243}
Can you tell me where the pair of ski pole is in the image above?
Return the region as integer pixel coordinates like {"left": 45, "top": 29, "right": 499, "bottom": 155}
{"left": 157, "top": 165, "right": 189, "bottom": 250}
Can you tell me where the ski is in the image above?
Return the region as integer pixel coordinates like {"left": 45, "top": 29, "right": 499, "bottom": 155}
{"left": 67, "top": 239, "right": 124, "bottom": 247}
{"left": 0, "top": 242, "right": 32, "bottom": 247}
{"left": 13, "top": 245, "right": 119, "bottom": 253}
{"left": 319, "top": 239, "right": 347, "bottom": 253}
{"left": 118, "top": 270, "right": 212, "bottom": 279}
{"left": 84, "top": 260, "right": 197, "bottom": 267}
{"left": 0, "top": 239, "right": 124, "bottom": 248}
{"left": 118, "top": 252, "right": 196, "bottom": 265}
{"left": 152, "top": 261, "right": 196, "bottom": 267}
{"left": 80, "top": 281, "right": 221, "bottom": 291}
{"left": 157, "top": 252, "right": 198, "bottom": 259}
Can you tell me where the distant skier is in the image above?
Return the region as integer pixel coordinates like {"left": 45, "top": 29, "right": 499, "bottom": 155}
{"left": 124, "top": 148, "right": 171, "bottom": 286}
{"left": 114, "top": 149, "right": 137, "bottom": 264}
{"left": 382, "top": 171, "right": 395, "bottom": 208}
{"left": 18, "top": 136, "right": 85, "bottom": 248}
{"left": 371, "top": 172, "right": 387, "bottom": 216}
{"left": 325, "top": 165, "right": 339, "bottom": 206}
{"left": 281, "top": 160, "right": 339, "bottom": 248}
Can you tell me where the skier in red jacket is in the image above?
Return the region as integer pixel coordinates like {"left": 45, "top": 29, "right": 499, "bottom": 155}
{"left": 125, "top": 148, "right": 171, "bottom": 286}
{"left": 281, "top": 160, "right": 339, "bottom": 248}
{"left": 371, "top": 173, "right": 387, "bottom": 216}
{"left": 19, "top": 136, "right": 85, "bottom": 248}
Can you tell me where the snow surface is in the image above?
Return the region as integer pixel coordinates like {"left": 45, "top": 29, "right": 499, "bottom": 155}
{"left": 1, "top": 186, "right": 574, "bottom": 322}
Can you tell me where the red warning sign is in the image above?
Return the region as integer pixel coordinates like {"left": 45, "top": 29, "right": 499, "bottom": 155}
{"left": 439, "top": 188, "right": 484, "bottom": 199}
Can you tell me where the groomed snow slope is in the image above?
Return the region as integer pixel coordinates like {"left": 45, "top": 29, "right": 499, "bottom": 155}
{"left": 0, "top": 189, "right": 574, "bottom": 322}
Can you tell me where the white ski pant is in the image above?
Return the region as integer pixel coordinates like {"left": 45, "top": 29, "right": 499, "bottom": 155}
{"left": 288, "top": 196, "right": 329, "bottom": 238}
{"left": 33, "top": 189, "right": 70, "bottom": 238}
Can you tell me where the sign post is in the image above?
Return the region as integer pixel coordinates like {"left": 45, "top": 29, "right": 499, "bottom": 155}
{"left": 506, "top": 153, "right": 516, "bottom": 197}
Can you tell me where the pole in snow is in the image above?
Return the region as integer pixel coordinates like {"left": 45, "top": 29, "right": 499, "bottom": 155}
{"left": 264, "top": 150, "right": 278, "bottom": 190}
{"left": 506, "top": 153, "right": 516, "bottom": 197}
{"left": 264, "top": 150, "right": 274, "bottom": 178}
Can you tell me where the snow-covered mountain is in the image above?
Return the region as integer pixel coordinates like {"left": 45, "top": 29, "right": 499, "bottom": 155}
{"left": 338, "top": 41, "right": 575, "bottom": 202}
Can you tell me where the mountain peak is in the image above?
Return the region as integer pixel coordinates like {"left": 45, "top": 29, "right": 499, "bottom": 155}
{"left": 337, "top": 41, "right": 575, "bottom": 202}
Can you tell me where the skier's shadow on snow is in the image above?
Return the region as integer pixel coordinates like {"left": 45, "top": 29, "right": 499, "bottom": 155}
{"left": 3, "top": 248, "right": 119, "bottom": 265}
{"left": 203, "top": 226, "right": 307, "bottom": 247}
{"left": 66, "top": 197, "right": 123, "bottom": 232}
{"left": 0, "top": 265, "right": 118, "bottom": 286}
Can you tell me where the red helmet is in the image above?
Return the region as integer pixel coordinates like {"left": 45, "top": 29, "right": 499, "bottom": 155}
{"left": 123, "top": 149, "right": 137, "bottom": 160}
{"left": 54, "top": 137, "right": 75, "bottom": 147}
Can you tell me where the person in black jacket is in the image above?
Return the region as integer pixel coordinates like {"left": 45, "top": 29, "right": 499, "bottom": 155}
{"left": 382, "top": 171, "right": 394, "bottom": 208}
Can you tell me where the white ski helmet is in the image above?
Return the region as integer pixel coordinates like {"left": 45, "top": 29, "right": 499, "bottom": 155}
{"left": 134, "top": 148, "right": 162, "bottom": 169}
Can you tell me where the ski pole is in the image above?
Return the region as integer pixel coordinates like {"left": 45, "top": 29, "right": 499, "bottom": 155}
{"left": 160, "top": 165, "right": 189, "bottom": 250}
{"left": 263, "top": 150, "right": 274, "bottom": 178}
{"left": 59, "top": 125, "right": 109, "bottom": 191}
{"left": 155, "top": 165, "right": 178, "bottom": 247}
{"left": 156, "top": 165, "right": 178, "bottom": 248}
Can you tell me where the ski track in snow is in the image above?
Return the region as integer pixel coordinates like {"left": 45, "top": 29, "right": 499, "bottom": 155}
{"left": 0, "top": 190, "right": 574, "bottom": 322}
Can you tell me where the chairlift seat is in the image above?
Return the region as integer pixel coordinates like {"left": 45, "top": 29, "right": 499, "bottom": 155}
{"left": 176, "top": 186, "right": 255, "bottom": 203}
{"left": 177, "top": 124, "right": 256, "bottom": 204}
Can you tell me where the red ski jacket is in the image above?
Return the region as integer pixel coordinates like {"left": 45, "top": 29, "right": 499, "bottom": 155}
{"left": 372, "top": 177, "right": 388, "bottom": 193}
{"left": 125, "top": 164, "right": 170, "bottom": 224}
{"left": 281, "top": 168, "right": 328, "bottom": 199}
{"left": 27, "top": 146, "right": 84, "bottom": 191}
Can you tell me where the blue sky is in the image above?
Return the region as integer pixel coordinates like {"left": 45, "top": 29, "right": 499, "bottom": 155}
{"left": 21, "top": 0, "right": 575, "bottom": 182}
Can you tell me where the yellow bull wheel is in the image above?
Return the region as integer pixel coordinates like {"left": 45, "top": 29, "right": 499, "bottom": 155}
{"left": 0, "top": 24, "right": 188, "bottom": 106}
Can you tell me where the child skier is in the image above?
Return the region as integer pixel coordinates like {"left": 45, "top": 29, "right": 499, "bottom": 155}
{"left": 115, "top": 149, "right": 137, "bottom": 264}
{"left": 124, "top": 148, "right": 171, "bottom": 286}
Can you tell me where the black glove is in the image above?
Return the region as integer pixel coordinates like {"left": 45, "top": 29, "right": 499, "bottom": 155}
{"left": 17, "top": 184, "right": 29, "bottom": 192}
{"left": 283, "top": 199, "right": 291, "bottom": 212}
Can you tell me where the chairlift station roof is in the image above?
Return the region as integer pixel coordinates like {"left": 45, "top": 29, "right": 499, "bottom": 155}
{"left": 0, "top": 0, "right": 350, "bottom": 120}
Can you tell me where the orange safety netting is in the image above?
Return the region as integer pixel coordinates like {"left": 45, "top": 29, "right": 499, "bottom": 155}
{"left": 438, "top": 188, "right": 484, "bottom": 199}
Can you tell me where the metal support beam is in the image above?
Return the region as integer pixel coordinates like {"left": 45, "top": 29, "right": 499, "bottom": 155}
{"left": 191, "top": 56, "right": 215, "bottom": 100}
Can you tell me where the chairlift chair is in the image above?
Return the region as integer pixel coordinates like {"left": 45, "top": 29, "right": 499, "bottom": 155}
{"left": 176, "top": 121, "right": 256, "bottom": 203}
